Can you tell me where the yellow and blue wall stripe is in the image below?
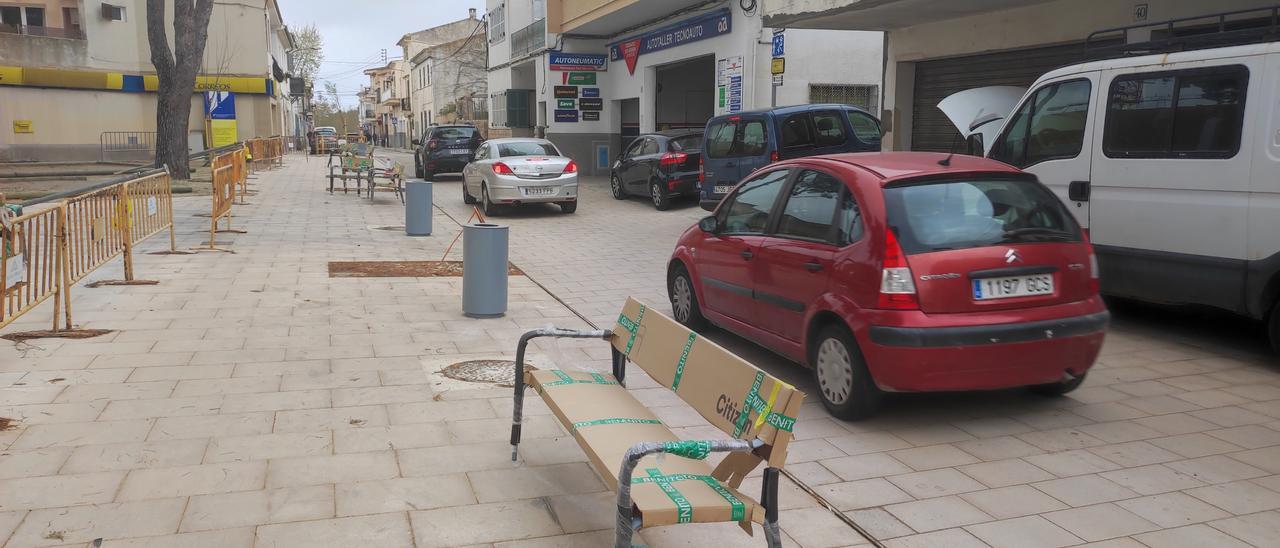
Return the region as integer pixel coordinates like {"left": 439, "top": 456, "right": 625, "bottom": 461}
{"left": 0, "top": 66, "right": 275, "bottom": 95}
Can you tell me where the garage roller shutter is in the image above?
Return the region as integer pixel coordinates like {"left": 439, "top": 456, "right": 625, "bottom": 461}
{"left": 911, "top": 42, "right": 1103, "bottom": 152}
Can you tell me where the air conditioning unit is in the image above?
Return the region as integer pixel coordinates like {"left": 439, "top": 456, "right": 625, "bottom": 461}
{"left": 101, "top": 3, "right": 126, "bottom": 21}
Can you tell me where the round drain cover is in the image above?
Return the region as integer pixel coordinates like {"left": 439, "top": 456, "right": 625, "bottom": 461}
{"left": 441, "top": 359, "right": 532, "bottom": 386}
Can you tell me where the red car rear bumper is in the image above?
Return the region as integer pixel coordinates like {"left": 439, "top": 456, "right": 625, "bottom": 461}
{"left": 858, "top": 307, "right": 1109, "bottom": 393}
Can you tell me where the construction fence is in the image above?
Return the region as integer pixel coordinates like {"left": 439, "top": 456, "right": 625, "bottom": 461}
{"left": 245, "top": 136, "right": 285, "bottom": 171}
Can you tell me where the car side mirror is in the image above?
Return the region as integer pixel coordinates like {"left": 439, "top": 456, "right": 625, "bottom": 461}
{"left": 698, "top": 216, "right": 719, "bottom": 233}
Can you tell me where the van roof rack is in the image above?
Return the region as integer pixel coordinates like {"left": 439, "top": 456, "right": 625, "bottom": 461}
{"left": 1086, "top": 5, "right": 1279, "bottom": 55}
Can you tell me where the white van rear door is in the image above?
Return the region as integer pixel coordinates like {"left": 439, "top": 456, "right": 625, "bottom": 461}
{"left": 985, "top": 75, "right": 1099, "bottom": 228}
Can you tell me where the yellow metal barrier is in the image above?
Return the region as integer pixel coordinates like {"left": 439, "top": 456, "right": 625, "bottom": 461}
{"left": 1, "top": 204, "right": 66, "bottom": 331}
{"left": 205, "top": 150, "right": 246, "bottom": 252}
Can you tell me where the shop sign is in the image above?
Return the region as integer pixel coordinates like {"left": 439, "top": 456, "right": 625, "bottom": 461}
{"left": 554, "top": 110, "right": 579, "bottom": 123}
{"left": 579, "top": 98, "right": 603, "bottom": 111}
{"left": 557, "top": 99, "right": 576, "bottom": 109}
{"left": 553, "top": 86, "right": 578, "bottom": 99}
{"left": 583, "top": 111, "right": 601, "bottom": 121}
{"left": 770, "top": 57, "right": 785, "bottom": 76}
{"left": 549, "top": 51, "right": 608, "bottom": 71}
{"left": 609, "top": 8, "right": 732, "bottom": 75}
{"left": 566, "top": 72, "right": 597, "bottom": 86}
{"left": 12, "top": 120, "right": 32, "bottom": 134}
{"left": 582, "top": 87, "right": 600, "bottom": 98}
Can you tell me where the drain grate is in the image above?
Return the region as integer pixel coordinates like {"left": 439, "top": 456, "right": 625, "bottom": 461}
{"left": 440, "top": 359, "right": 533, "bottom": 386}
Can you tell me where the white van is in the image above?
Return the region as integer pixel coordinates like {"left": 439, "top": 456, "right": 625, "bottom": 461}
{"left": 947, "top": 41, "right": 1280, "bottom": 350}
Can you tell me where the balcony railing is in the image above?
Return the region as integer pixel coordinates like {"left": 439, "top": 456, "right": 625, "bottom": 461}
{"left": 0, "top": 23, "right": 85, "bottom": 39}
{"left": 510, "top": 18, "right": 546, "bottom": 59}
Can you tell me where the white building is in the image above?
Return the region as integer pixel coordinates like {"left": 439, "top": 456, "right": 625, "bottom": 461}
{"left": 763, "top": 0, "right": 1280, "bottom": 152}
{"left": 486, "top": 0, "right": 882, "bottom": 175}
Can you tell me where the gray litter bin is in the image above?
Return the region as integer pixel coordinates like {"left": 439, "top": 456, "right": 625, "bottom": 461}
{"left": 405, "top": 181, "right": 432, "bottom": 236}
{"left": 463, "top": 223, "right": 509, "bottom": 318}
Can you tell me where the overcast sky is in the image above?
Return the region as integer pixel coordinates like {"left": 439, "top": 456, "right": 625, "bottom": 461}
{"left": 277, "top": 0, "right": 487, "bottom": 108}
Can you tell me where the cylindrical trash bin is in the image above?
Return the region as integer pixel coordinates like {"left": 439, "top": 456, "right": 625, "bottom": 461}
{"left": 405, "top": 181, "right": 432, "bottom": 236}
{"left": 463, "top": 223, "right": 508, "bottom": 318}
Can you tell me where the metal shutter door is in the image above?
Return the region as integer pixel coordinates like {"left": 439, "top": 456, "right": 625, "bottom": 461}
{"left": 910, "top": 42, "right": 1101, "bottom": 152}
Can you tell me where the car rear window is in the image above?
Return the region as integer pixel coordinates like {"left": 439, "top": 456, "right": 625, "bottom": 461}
{"left": 883, "top": 178, "right": 1081, "bottom": 254}
{"left": 497, "top": 142, "right": 560, "bottom": 157}
{"left": 670, "top": 135, "right": 702, "bottom": 151}
{"left": 433, "top": 127, "right": 477, "bottom": 140}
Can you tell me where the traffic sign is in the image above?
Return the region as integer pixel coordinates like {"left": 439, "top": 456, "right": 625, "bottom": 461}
{"left": 771, "top": 32, "right": 785, "bottom": 58}
{"left": 770, "top": 57, "right": 785, "bottom": 75}
{"left": 772, "top": 74, "right": 784, "bottom": 86}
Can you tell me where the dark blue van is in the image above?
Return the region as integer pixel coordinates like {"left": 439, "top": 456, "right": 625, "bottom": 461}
{"left": 699, "top": 104, "right": 881, "bottom": 205}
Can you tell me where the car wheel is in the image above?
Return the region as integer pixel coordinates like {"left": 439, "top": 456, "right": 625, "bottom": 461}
{"left": 1029, "top": 373, "right": 1088, "bottom": 396}
{"left": 651, "top": 180, "right": 671, "bottom": 211}
{"left": 462, "top": 180, "right": 476, "bottom": 204}
{"left": 1268, "top": 300, "right": 1280, "bottom": 355}
{"left": 668, "top": 265, "right": 707, "bottom": 330}
{"left": 559, "top": 201, "right": 577, "bottom": 214}
{"left": 610, "top": 174, "right": 626, "bottom": 199}
{"left": 481, "top": 184, "right": 500, "bottom": 216}
{"left": 812, "top": 325, "right": 882, "bottom": 421}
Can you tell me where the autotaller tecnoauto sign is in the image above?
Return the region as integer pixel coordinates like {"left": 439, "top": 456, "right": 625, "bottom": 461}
{"left": 608, "top": 7, "right": 732, "bottom": 74}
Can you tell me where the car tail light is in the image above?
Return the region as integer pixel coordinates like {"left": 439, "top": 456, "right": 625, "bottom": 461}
{"left": 877, "top": 229, "right": 919, "bottom": 310}
{"left": 562, "top": 160, "right": 578, "bottom": 174}
{"left": 769, "top": 150, "right": 779, "bottom": 163}
{"left": 492, "top": 162, "right": 514, "bottom": 175}
{"left": 659, "top": 152, "right": 687, "bottom": 168}
{"left": 698, "top": 156, "right": 705, "bottom": 184}
{"left": 427, "top": 139, "right": 439, "bottom": 150}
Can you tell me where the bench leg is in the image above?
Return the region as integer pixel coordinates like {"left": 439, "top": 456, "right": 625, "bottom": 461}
{"left": 611, "top": 347, "right": 627, "bottom": 387}
{"left": 761, "top": 467, "right": 782, "bottom": 548}
{"left": 511, "top": 327, "right": 613, "bottom": 461}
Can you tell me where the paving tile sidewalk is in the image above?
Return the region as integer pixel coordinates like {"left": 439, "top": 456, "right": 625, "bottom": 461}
{"left": 0, "top": 155, "right": 853, "bottom": 547}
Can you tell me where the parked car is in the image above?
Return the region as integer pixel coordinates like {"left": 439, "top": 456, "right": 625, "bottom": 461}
{"left": 668, "top": 152, "right": 1108, "bottom": 419}
{"left": 610, "top": 130, "right": 703, "bottom": 210}
{"left": 941, "top": 41, "right": 1280, "bottom": 352}
{"left": 460, "top": 138, "right": 578, "bottom": 215}
{"left": 415, "top": 124, "right": 483, "bottom": 179}
{"left": 311, "top": 126, "right": 337, "bottom": 154}
{"left": 700, "top": 104, "right": 882, "bottom": 205}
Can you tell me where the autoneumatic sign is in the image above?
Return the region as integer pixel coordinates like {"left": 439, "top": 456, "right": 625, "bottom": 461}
{"left": 548, "top": 51, "right": 608, "bottom": 72}
{"left": 609, "top": 8, "right": 731, "bottom": 74}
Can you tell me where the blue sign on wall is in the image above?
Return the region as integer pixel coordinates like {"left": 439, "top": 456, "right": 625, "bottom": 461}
{"left": 548, "top": 51, "right": 608, "bottom": 72}
{"left": 554, "top": 109, "right": 579, "bottom": 123}
{"left": 203, "top": 91, "right": 236, "bottom": 120}
{"left": 581, "top": 87, "right": 600, "bottom": 98}
{"left": 772, "top": 32, "right": 785, "bottom": 57}
{"left": 608, "top": 8, "right": 731, "bottom": 62}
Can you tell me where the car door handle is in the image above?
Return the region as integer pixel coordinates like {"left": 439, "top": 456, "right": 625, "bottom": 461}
{"left": 740, "top": 249, "right": 754, "bottom": 260}
{"left": 1068, "top": 180, "right": 1091, "bottom": 202}
{"left": 804, "top": 261, "right": 824, "bottom": 272}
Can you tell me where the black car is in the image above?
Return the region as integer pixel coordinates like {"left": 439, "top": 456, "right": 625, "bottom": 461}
{"left": 610, "top": 130, "right": 703, "bottom": 210}
{"left": 414, "top": 124, "right": 483, "bottom": 179}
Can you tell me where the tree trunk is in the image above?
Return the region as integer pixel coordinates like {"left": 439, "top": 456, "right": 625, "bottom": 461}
{"left": 146, "top": 0, "right": 214, "bottom": 180}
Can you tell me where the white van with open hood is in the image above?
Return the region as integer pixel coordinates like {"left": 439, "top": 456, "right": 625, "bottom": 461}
{"left": 940, "top": 24, "right": 1280, "bottom": 351}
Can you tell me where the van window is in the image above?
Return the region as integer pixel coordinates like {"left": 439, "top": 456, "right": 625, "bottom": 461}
{"left": 705, "top": 121, "right": 736, "bottom": 158}
{"left": 781, "top": 114, "right": 816, "bottom": 149}
{"left": 776, "top": 170, "right": 842, "bottom": 242}
{"left": 739, "top": 120, "right": 767, "bottom": 156}
{"left": 720, "top": 169, "right": 789, "bottom": 234}
{"left": 848, "top": 111, "right": 881, "bottom": 144}
{"left": 1104, "top": 65, "right": 1247, "bottom": 158}
{"left": 812, "top": 112, "right": 847, "bottom": 147}
{"left": 991, "top": 79, "right": 1091, "bottom": 167}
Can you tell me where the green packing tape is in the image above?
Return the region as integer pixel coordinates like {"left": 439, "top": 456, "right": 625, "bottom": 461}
{"left": 662, "top": 440, "right": 712, "bottom": 460}
{"left": 541, "top": 369, "right": 619, "bottom": 388}
{"left": 618, "top": 304, "right": 647, "bottom": 356}
{"left": 646, "top": 468, "right": 694, "bottom": 523}
{"left": 571, "top": 417, "right": 662, "bottom": 431}
{"left": 732, "top": 371, "right": 765, "bottom": 438}
{"left": 671, "top": 332, "right": 696, "bottom": 391}
{"left": 633, "top": 470, "right": 746, "bottom": 522}
{"left": 764, "top": 411, "right": 797, "bottom": 432}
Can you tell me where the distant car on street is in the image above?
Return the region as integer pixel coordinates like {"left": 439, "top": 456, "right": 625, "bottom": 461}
{"left": 312, "top": 126, "right": 338, "bottom": 154}
{"left": 415, "top": 124, "right": 483, "bottom": 179}
{"left": 670, "top": 152, "right": 1108, "bottom": 420}
{"left": 700, "top": 104, "right": 882, "bottom": 206}
{"left": 460, "top": 138, "right": 579, "bottom": 215}
{"left": 610, "top": 130, "right": 703, "bottom": 210}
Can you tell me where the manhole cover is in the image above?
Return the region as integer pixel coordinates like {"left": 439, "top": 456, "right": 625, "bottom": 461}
{"left": 440, "top": 359, "right": 533, "bottom": 386}
{"left": 369, "top": 225, "right": 405, "bottom": 232}
{"left": 328, "top": 261, "right": 523, "bottom": 278}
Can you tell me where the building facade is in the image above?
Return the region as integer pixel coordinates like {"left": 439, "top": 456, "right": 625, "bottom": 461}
{"left": 364, "top": 60, "right": 409, "bottom": 148}
{"left": 486, "top": 0, "right": 882, "bottom": 175}
{"left": 401, "top": 9, "right": 486, "bottom": 142}
{"left": 763, "top": 0, "right": 1279, "bottom": 152}
{"left": 0, "top": 0, "right": 299, "bottom": 162}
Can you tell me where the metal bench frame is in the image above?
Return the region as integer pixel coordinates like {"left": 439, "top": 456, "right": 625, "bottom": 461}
{"left": 508, "top": 327, "right": 783, "bottom": 548}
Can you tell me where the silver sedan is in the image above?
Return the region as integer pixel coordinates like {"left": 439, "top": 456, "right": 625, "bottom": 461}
{"left": 461, "top": 138, "right": 579, "bottom": 215}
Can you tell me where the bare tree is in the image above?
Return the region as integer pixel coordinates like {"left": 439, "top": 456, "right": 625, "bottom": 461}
{"left": 146, "top": 0, "right": 215, "bottom": 180}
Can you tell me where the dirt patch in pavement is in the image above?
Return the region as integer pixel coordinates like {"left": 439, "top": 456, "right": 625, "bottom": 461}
{"left": 0, "top": 417, "right": 17, "bottom": 431}
{"left": 327, "top": 260, "right": 523, "bottom": 278}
